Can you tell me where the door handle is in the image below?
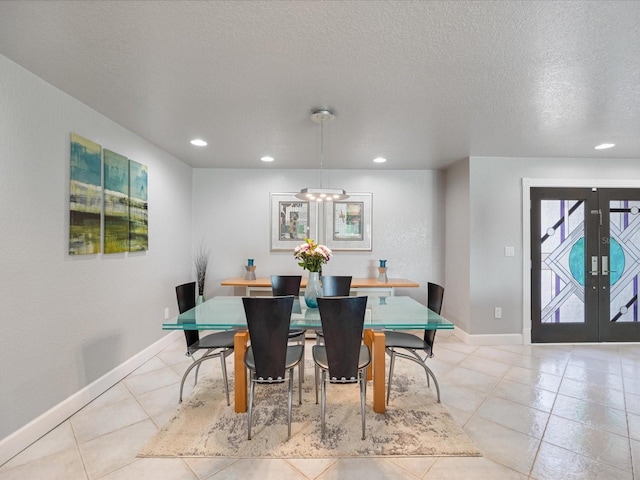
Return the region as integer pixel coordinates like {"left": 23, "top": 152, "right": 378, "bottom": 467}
{"left": 590, "top": 256, "right": 599, "bottom": 276}
{"left": 602, "top": 256, "right": 609, "bottom": 276}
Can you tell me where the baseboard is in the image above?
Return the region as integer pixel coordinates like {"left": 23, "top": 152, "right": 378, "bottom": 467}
{"left": 453, "top": 327, "right": 523, "bottom": 346}
{"left": 0, "top": 331, "right": 181, "bottom": 466}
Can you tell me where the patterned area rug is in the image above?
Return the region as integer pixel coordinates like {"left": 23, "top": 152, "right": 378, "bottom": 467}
{"left": 139, "top": 359, "right": 481, "bottom": 458}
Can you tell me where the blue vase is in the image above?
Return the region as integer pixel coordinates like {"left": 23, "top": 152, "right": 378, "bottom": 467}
{"left": 304, "top": 272, "right": 322, "bottom": 308}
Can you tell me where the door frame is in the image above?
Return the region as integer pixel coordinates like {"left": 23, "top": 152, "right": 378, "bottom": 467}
{"left": 522, "top": 178, "right": 640, "bottom": 344}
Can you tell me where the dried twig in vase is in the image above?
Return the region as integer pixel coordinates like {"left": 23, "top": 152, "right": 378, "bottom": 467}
{"left": 193, "top": 244, "right": 209, "bottom": 297}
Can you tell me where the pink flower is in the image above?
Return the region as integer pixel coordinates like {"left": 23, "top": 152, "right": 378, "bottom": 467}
{"left": 293, "top": 238, "right": 332, "bottom": 272}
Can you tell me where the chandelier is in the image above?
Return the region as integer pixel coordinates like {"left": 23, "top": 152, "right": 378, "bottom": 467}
{"left": 295, "top": 109, "right": 349, "bottom": 202}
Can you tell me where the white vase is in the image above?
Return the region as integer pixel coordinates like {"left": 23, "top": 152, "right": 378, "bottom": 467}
{"left": 304, "top": 271, "right": 322, "bottom": 308}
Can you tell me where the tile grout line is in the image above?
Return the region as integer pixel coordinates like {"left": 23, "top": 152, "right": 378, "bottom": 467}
{"left": 524, "top": 345, "right": 571, "bottom": 479}
{"left": 620, "top": 347, "right": 636, "bottom": 480}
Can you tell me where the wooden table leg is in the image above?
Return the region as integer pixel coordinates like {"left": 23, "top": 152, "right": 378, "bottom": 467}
{"left": 372, "top": 331, "right": 386, "bottom": 413}
{"left": 234, "top": 330, "right": 249, "bottom": 413}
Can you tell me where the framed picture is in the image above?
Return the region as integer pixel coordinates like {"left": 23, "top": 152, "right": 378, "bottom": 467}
{"left": 270, "top": 193, "right": 318, "bottom": 251}
{"left": 325, "top": 193, "right": 372, "bottom": 250}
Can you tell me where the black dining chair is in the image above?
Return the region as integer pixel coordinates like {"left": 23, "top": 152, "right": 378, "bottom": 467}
{"left": 312, "top": 296, "right": 370, "bottom": 440}
{"left": 175, "top": 282, "right": 235, "bottom": 405}
{"left": 313, "top": 275, "right": 353, "bottom": 402}
{"left": 270, "top": 275, "right": 306, "bottom": 380}
{"left": 314, "top": 275, "right": 353, "bottom": 342}
{"left": 242, "top": 296, "right": 303, "bottom": 440}
{"left": 383, "top": 282, "right": 444, "bottom": 404}
{"left": 321, "top": 275, "right": 353, "bottom": 296}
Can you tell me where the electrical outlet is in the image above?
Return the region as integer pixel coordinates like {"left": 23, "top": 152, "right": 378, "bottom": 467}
{"left": 494, "top": 307, "right": 502, "bottom": 319}
{"left": 164, "top": 307, "right": 170, "bottom": 319}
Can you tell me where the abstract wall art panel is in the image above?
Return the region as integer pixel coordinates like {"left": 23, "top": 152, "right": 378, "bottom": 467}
{"left": 103, "top": 149, "right": 129, "bottom": 253}
{"left": 324, "top": 193, "right": 372, "bottom": 251}
{"left": 269, "top": 193, "right": 318, "bottom": 251}
{"left": 69, "top": 133, "right": 102, "bottom": 255}
{"left": 128, "top": 159, "right": 148, "bottom": 252}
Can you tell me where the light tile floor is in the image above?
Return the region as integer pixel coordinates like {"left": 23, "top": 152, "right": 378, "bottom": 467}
{"left": 2, "top": 330, "right": 639, "bottom": 479}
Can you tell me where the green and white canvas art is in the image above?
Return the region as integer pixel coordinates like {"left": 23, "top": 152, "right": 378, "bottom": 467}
{"left": 103, "top": 149, "right": 129, "bottom": 253}
{"left": 128, "top": 159, "right": 148, "bottom": 252}
{"left": 69, "top": 133, "right": 102, "bottom": 255}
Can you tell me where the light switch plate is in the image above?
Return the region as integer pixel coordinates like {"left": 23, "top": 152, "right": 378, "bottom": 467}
{"left": 505, "top": 246, "right": 515, "bottom": 257}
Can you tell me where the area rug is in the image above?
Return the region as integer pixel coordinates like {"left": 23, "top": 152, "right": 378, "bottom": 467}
{"left": 139, "top": 359, "right": 481, "bottom": 458}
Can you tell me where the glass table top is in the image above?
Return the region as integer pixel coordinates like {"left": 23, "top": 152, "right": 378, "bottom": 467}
{"left": 163, "top": 295, "right": 454, "bottom": 331}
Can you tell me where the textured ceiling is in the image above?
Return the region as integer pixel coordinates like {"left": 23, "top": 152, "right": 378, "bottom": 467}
{"left": 1, "top": 0, "right": 639, "bottom": 169}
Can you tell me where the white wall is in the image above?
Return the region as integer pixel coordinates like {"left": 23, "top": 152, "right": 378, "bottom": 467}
{"left": 444, "top": 159, "right": 470, "bottom": 332}
{"left": 468, "top": 156, "right": 640, "bottom": 337}
{"left": 0, "top": 54, "right": 193, "bottom": 441}
{"left": 192, "top": 169, "right": 446, "bottom": 305}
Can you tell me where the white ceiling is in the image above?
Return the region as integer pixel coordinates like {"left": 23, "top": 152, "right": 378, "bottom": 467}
{"left": 1, "top": 1, "right": 639, "bottom": 170}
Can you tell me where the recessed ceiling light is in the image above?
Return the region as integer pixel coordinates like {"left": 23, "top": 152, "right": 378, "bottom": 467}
{"left": 595, "top": 143, "right": 615, "bottom": 150}
{"left": 190, "top": 139, "right": 207, "bottom": 147}
{"left": 373, "top": 157, "right": 387, "bottom": 163}
{"left": 260, "top": 156, "right": 274, "bottom": 162}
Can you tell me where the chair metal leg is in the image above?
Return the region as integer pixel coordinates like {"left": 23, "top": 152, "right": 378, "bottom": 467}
{"left": 288, "top": 369, "right": 294, "bottom": 439}
{"left": 179, "top": 353, "right": 212, "bottom": 403}
{"left": 313, "top": 337, "right": 323, "bottom": 403}
{"left": 320, "top": 370, "right": 326, "bottom": 439}
{"left": 219, "top": 352, "right": 230, "bottom": 406}
{"left": 386, "top": 349, "right": 396, "bottom": 405}
{"left": 178, "top": 365, "right": 193, "bottom": 404}
{"left": 291, "top": 334, "right": 305, "bottom": 383}
{"left": 387, "top": 349, "right": 442, "bottom": 404}
{"left": 314, "top": 364, "right": 319, "bottom": 404}
{"left": 363, "top": 367, "right": 367, "bottom": 399}
{"left": 194, "top": 362, "right": 201, "bottom": 386}
{"left": 179, "top": 350, "right": 231, "bottom": 405}
{"left": 300, "top": 344, "right": 305, "bottom": 383}
{"left": 360, "top": 370, "right": 366, "bottom": 440}
{"left": 193, "top": 348, "right": 214, "bottom": 386}
{"left": 419, "top": 362, "right": 441, "bottom": 403}
{"left": 409, "top": 350, "right": 431, "bottom": 387}
{"left": 298, "top": 361, "right": 302, "bottom": 405}
{"left": 247, "top": 376, "right": 255, "bottom": 440}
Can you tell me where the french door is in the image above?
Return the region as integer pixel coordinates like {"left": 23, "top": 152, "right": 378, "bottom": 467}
{"left": 531, "top": 187, "right": 640, "bottom": 343}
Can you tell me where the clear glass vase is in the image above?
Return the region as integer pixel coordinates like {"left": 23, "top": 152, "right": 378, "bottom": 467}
{"left": 304, "top": 271, "right": 322, "bottom": 308}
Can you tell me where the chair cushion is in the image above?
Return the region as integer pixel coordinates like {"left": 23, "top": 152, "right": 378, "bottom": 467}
{"left": 244, "top": 344, "right": 304, "bottom": 372}
{"left": 288, "top": 328, "right": 306, "bottom": 339}
{"left": 383, "top": 330, "right": 430, "bottom": 352}
{"left": 190, "top": 330, "right": 236, "bottom": 350}
{"left": 312, "top": 344, "right": 370, "bottom": 378}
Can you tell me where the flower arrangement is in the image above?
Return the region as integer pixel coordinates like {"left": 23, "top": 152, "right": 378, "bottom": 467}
{"left": 294, "top": 238, "right": 332, "bottom": 272}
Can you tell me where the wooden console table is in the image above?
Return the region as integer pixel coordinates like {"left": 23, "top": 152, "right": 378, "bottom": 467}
{"left": 221, "top": 277, "right": 419, "bottom": 296}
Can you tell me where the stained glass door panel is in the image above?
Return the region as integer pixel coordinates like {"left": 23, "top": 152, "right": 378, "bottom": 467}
{"left": 532, "top": 187, "right": 640, "bottom": 343}
{"left": 598, "top": 190, "right": 640, "bottom": 341}
{"left": 532, "top": 188, "right": 598, "bottom": 342}
{"left": 539, "top": 199, "right": 585, "bottom": 324}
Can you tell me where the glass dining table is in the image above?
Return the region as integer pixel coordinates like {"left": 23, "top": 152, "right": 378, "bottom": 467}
{"left": 163, "top": 295, "right": 454, "bottom": 413}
